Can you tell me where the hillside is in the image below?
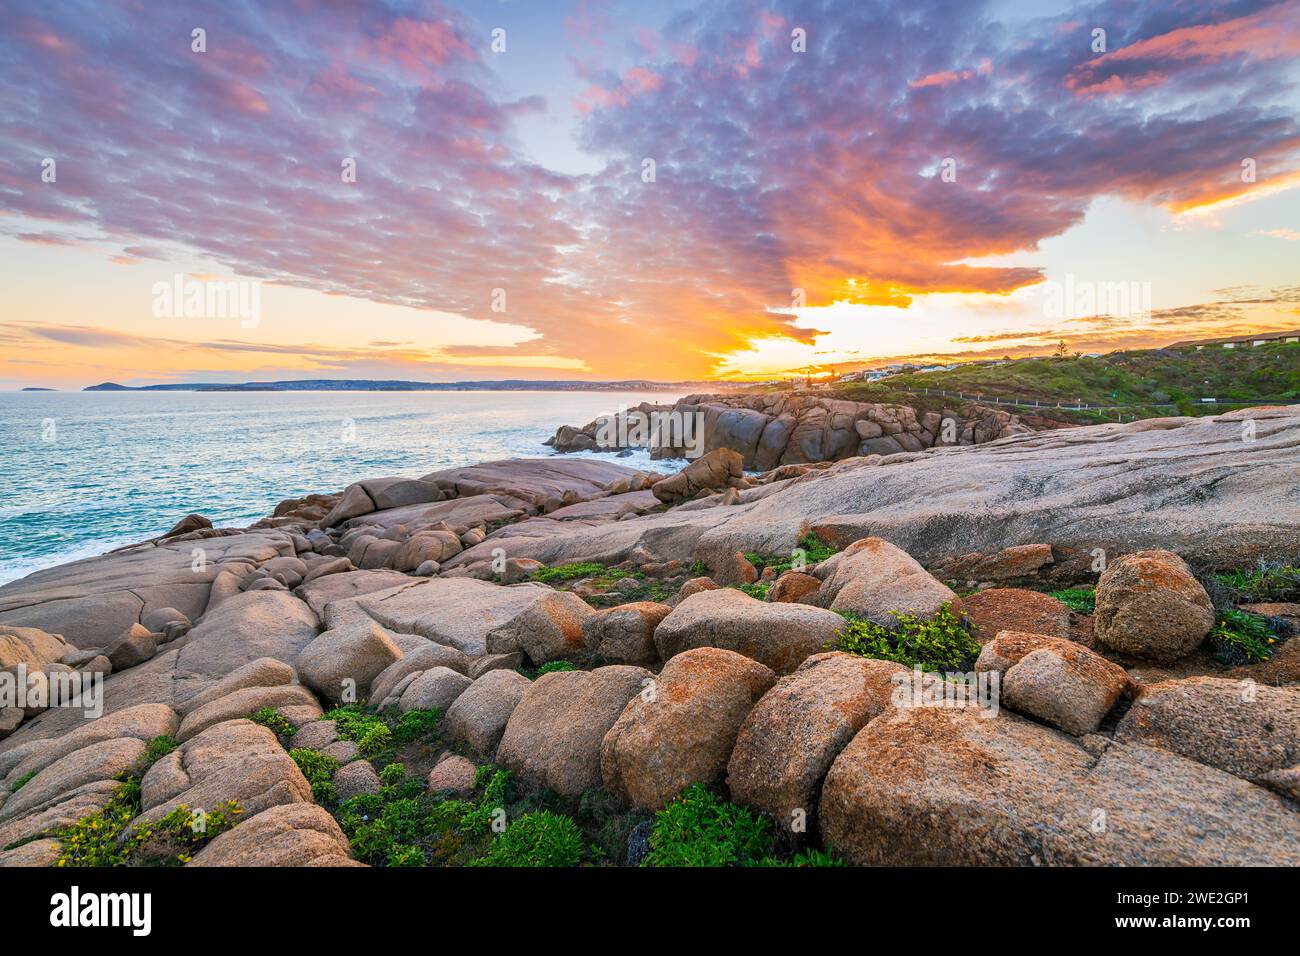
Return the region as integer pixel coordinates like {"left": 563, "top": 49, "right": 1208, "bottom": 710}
{"left": 832, "top": 342, "right": 1300, "bottom": 422}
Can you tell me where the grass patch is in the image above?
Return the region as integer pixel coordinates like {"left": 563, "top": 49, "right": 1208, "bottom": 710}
{"left": 1215, "top": 564, "right": 1300, "bottom": 603}
{"left": 469, "top": 810, "right": 584, "bottom": 867}
{"left": 744, "top": 533, "right": 838, "bottom": 578}
{"left": 50, "top": 771, "right": 241, "bottom": 867}
{"left": 249, "top": 706, "right": 296, "bottom": 741}
{"left": 1049, "top": 587, "right": 1096, "bottom": 614}
{"left": 324, "top": 704, "right": 399, "bottom": 759}
{"left": 11, "top": 769, "right": 36, "bottom": 792}
{"left": 643, "top": 784, "right": 774, "bottom": 867}
{"left": 289, "top": 748, "right": 340, "bottom": 803}
{"left": 531, "top": 562, "right": 631, "bottom": 584}
{"left": 518, "top": 660, "right": 579, "bottom": 680}
{"left": 834, "top": 603, "right": 980, "bottom": 673}
{"left": 143, "top": 734, "right": 178, "bottom": 767}
{"left": 1210, "top": 609, "right": 1279, "bottom": 665}
{"left": 391, "top": 708, "right": 442, "bottom": 744}
{"left": 735, "top": 582, "right": 770, "bottom": 600}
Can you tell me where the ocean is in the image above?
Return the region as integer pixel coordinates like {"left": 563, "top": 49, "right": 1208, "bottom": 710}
{"left": 0, "top": 390, "right": 679, "bottom": 586}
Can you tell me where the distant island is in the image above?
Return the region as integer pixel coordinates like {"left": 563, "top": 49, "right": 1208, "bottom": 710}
{"left": 20, "top": 387, "right": 56, "bottom": 391}
{"left": 83, "top": 378, "right": 716, "bottom": 393}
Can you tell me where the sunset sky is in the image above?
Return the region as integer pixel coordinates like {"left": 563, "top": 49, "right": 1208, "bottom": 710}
{"left": 2, "top": 0, "right": 1299, "bottom": 388}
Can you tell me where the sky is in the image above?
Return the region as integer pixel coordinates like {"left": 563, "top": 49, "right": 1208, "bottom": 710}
{"left": 1, "top": 0, "right": 1299, "bottom": 388}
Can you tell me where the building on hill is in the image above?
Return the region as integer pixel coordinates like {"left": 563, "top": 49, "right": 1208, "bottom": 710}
{"left": 1170, "top": 330, "right": 1300, "bottom": 349}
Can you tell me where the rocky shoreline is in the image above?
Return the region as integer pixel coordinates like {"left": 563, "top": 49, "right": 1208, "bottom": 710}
{"left": 1, "top": 405, "right": 1298, "bottom": 866}
{"left": 545, "top": 392, "right": 1038, "bottom": 467}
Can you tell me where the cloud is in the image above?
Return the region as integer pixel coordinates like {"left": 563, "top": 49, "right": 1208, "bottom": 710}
{"left": 1, "top": 0, "right": 1298, "bottom": 382}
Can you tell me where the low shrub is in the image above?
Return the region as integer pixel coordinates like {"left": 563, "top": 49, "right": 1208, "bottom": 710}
{"left": 289, "top": 748, "right": 340, "bottom": 803}
{"left": 249, "top": 706, "right": 296, "bottom": 740}
{"left": 1210, "top": 609, "right": 1278, "bottom": 665}
{"left": 643, "top": 784, "right": 774, "bottom": 867}
{"left": 736, "top": 582, "right": 769, "bottom": 600}
{"left": 1215, "top": 564, "right": 1300, "bottom": 603}
{"left": 745, "top": 533, "right": 837, "bottom": 578}
{"left": 470, "top": 810, "right": 584, "bottom": 867}
{"left": 531, "top": 562, "right": 626, "bottom": 584}
{"left": 833, "top": 604, "right": 980, "bottom": 673}
{"left": 142, "top": 734, "right": 178, "bottom": 768}
{"left": 1048, "top": 587, "right": 1096, "bottom": 614}
{"left": 391, "top": 708, "right": 442, "bottom": 744}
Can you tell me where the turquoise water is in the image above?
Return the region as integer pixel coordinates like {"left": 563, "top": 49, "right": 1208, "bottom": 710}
{"left": 0, "top": 390, "right": 675, "bottom": 585}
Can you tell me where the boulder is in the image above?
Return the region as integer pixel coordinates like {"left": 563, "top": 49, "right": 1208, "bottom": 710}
{"left": 296, "top": 569, "right": 409, "bottom": 617}
{"left": 397, "top": 667, "right": 472, "bottom": 712}
{"left": 347, "top": 577, "right": 554, "bottom": 656}
{"left": 1001, "top": 644, "right": 1131, "bottom": 736}
{"left": 581, "top": 602, "right": 671, "bottom": 667}
{"left": 496, "top": 666, "right": 651, "bottom": 797}
{"left": 467, "top": 652, "right": 524, "bottom": 679}
{"left": 501, "top": 558, "right": 545, "bottom": 585}
{"left": 602, "top": 648, "right": 775, "bottom": 810}
{"left": 651, "top": 448, "right": 744, "bottom": 503}
{"left": 333, "top": 760, "right": 382, "bottom": 800}
{"left": 176, "top": 657, "right": 296, "bottom": 715}
{"left": 427, "top": 754, "right": 477, "bottom": 795}
{"left": 1, "top": 703, "right": 178, "bottom": 788}
{"left": 189, "top": 803, "right": 357, "bottom": 867}
{"left": 296, "top": 621, "right": 402, "bottom": 705}
{"left": 767, "top": 571, "right": 822, "bottom": 604}
{"left": 814, "top": 537, "right": 960, "bottom": 626}
{"left": 173, "top": 590, "right": 319, "bottom": 685}
{"left": 962, "top": 588, "right": 1076, "bottom": 644}
{"left": 486, "top": 590, "right": 595, "bottom": 664}
{"left": 443, "top": 669, "right": 532, "bottom": 757}
{"left": 320, "top": 483, "right": 375, "bottom": 528}
{"left": 0, "top": 737, "right": 146, "bottom": 821}
{"left": 820, "top": 706, "right": 1300, "bottom": 865}
{"left": 1093, "top": 550, "right": 1214, "bottom": 662}
{"left": 176, "top": 684, "right": 322, "bottom": 742}
{"left": 105, "top": 624, "right": 158, "bottom": 670}
{"left": 727, "top": 652, "right": 909, "bottom": 835}
{"left": 289, "top": 719, "right": 339, "bottom": 751}
{"left": 137, "top": 719, "right": 312, "bottom": 824}
{"left": 0, "top": 625, "right": 68, "bottom": 672}
{"left": 653, "top": 588, "right": 844, "bottom": 674}
{"left": 368, "top": 642, "right": 472, "bottom": 704}
{"left": 1115, "top": 676, "right": 1300, "bottom": 782}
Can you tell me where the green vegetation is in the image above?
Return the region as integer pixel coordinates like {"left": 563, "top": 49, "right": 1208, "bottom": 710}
{"left": 531, "top": 562, "right": 631, "bottom": 584}
{"left": 519, "top": 660, "right": 578, "bottom": 680}
{"left": 1215, "top": 564, "right": 1300, "bottom": 603}
{"left": 736, "top": 582, "right": 770, "bottom": 600}
{"left": 391, "top": 707, "right": 443, "bottom": 744}
{"left": 11, "top": 769, "right": 36, "bottom": 791}
{"left": 530, "top": 561, "right": 674, "bottom": 608}
{"left": 834, "top": 604, "right": 980, "bottom": 673}
{"left": 1209, "top": 609, "right": 1278, "bottom": 666}
{"left": 143, "top": 734, "right": 178, "bottom": 765}
{"left": 833, "top": 341, "right": 1300, "bottom": 421}
{"left": 1049, "top": 587, "right": 1096, "bottom": 614}
{"left": 469, "top": 810, "right": 585, "bottom": 867}
{"left": 324, "top": 703, "right": 417, "bottom": 759}
{"left": 338, "top": 764, "right": 523, "bottom": 867}
{"left": 745, "top": 533, "right": 838, "bottom": 577}
{"left": 644, "top": 785, "right": 773, "bottom": 867}
{"left": 289, "top": 748, "right": 340, "bottom": 803}
{"left": 249, "top": 706, "right": 296, "bottom": 740}
{"left": 50, "top": 770, "right": 241, "bottom": 867}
